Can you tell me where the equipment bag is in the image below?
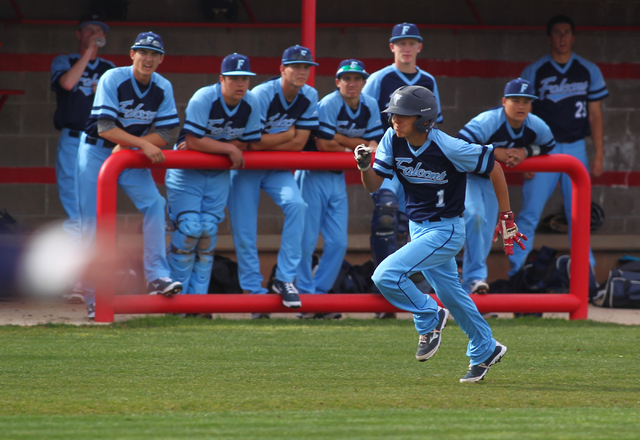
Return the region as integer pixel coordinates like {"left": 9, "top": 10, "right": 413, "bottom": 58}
{"left": 592, "top": 268, "right": 640, "bottom": 309}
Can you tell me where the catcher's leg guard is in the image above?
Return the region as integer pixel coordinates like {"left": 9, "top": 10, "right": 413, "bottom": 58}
{"left": 188, "top": 213, "right": 218, "bottom": 294}
{"left": 370, "top": 189, "right": 399, "bottom": 267}
{"left": 168, "top": 212, "right": 202, "bottom": 290}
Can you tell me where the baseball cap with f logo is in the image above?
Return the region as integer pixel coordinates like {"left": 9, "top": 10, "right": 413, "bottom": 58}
{"left": 503, "top": 78, "right": 538, "bottom": 99}
{"left": 281, "top": 45, "right": 319, "bottom": 66}
{"left": 390, "top": 22, "right": 423, "bottom": 43}
{"left": 221, "top": 53, "right": 256, "bottom": 76}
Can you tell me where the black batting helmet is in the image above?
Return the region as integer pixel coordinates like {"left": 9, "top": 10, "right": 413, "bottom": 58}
{"left": 382, "top": 85, "right": 438, "bottom": 134}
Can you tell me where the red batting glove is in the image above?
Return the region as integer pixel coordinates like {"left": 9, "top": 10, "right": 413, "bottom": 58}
{"left": 492, "top": 210, "right": 528, "bottom": 256}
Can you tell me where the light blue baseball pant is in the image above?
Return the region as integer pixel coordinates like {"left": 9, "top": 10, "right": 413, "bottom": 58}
{"left": 508, "top": 139, "right": 595, "bottom": 276}
{"left": 56, "top": 128, "right": 83, "bottom": 244}
{"left": 165, "top": 168, "right": 229, "bottom": 294}
{"left": 75, "top": 134, "right": 172, "bottom": 304}
{"left": 372, "top": 216, "right": 497, "bottom": 365}
{"left": 294, "top": 170, "right": 348, "bottom": 294}
{"left": 462, "top": 173, "right": 499, "bottom": 293}
{"left": 228, "top": 169, "right": 307, "bottom": 294}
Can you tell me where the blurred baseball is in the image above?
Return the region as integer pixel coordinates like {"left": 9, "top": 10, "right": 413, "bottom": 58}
{"left": 17, "top": 222, "right": 92, "bottom": 298}
{"left": 94, "top": 36, "right": 106, "bottom": 47}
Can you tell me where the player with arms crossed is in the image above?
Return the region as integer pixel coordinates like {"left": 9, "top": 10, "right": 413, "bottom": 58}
{"left": 510, "top": 15, "right": 608, "bottom": 277}
{"left": 227, "top": 46, "right": 318, "bottom": 316}
{"left": 165, "top": 54, "right": 262, "bottom": 296}
{"left": 76, "top": 32, "right": 182, "bottom": 318}
{"left": 295, "top": 59, "right": 383, "bottom": 319}
{"left": 458, "top": 78, "right": 554, "bottom": 295}
{"left": 362, "top": 22, "right": 444, "bottom": 276}
{"left": 50, "top": 14, "right": 115, "bottom": 303}
{"left": 354, "top": 86, "right": 526, "bottom": 383}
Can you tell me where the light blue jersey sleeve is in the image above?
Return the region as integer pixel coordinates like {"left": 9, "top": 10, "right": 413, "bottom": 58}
{"left": 91, "top": 68, "right": 121, "bottom": 121}
{"left": 371, "top": 128, "right": 396, "bottom": 179}
{"left": 361, "top": 68, "right": 385, "bottom": 103}
{"left": 528, "top": 114, "right": 556, "bottom": 155}
{"left": 520, "top": 58, "right": 542, "bottom": 86}
{"left": 362, "top": 94, "right": 384, "bottom": 141}
{"left": 240, "top": 91, "right": 263, "bottom": 143}
{"left": 576, "top": 54, "right": 609, "bottom": 101}
{"left": 152, "top": 74, "right": 180, "bottom": 129}
{"left": 421, "top": 70, "right": 444, "bottom": 124}
{"left": 317, "top": 91, "right": 341, "bottom": 139}
{"left": 296, "top": 85, "right": 319, "bottom": 131}
{"left": 432, "top": 129, "right": 495, "bottom": 175}
{"left": 457, "top": 109, "right": 500, "bottom": 144}
{"left": 250, "top": 82, "right": 271, "bottom": 130}
{"left": 183, "top": 86, "right": 215, "bottom": 138}
{"left": 50, "top": 55, "right": 72, "bottom": 91}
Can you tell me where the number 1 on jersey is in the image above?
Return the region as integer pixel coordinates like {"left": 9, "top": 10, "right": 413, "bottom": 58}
{"left": 436, "top": 189, "right": 445, "bottom": 207}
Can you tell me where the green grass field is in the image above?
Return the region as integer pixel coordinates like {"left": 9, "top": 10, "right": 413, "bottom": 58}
{"left": 0, "top": 316, "right": 638, "bottom": 439}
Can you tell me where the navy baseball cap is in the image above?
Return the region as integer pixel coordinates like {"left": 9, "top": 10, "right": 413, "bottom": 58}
{"left": 78, "top": 14, "right": 109, "bottom": 34}
{"left": 504, "top": 78, "right": 538, "bottom": 99}
{"left": 281, "top": 45, "right": 318, "bottom": 66}
{"left": 131, "top": 32, "right": 165, "bottom": 54}
{"left": 390, "top": 22, "right": 422, "bottom": 43}
{"left": 221, "top": 53, "right": 256, "bottom": 76}
{"left": 336, "top": 59, "right": 369, "bottom": 79}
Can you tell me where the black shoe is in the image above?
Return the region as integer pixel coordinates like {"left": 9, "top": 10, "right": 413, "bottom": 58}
{"left": 147, "top": 277, "right": 182, "bottom": 297}
{"left": 460, "top": 342, "right": 507, "bottom": 383}
{"left": 271, "top": 279, "right": 301, "bottom": 308}
{"left": 296, "top": 312, "right": 343, "bottom": 320}
{"left": 416, "top": 307, "right": 450, "bottom": 362}
{"left": 251, "top": 313, "right": 270, "bottom": 319}
{"left": 375, "top": 312, "right": 397, "bottom": 319}
{"left": 87, "top": 302, "right": 95, "bottom": 320}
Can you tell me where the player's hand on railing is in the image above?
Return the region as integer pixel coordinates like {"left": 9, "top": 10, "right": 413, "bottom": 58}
{"left": 354, "top": 144, "right": 373, "bottom": 171}
{"left": 492, "top": 210, "right": 527, "bottom": 256}
{"left": 228, "top": 148, "right": 245, "bottom": 170}
{"left": 140, "top": 142, "right": 165, "bottom": 164}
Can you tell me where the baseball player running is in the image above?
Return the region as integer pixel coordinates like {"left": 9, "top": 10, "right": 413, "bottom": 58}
{"left": 362, "top": 23, "right": 444, "bottom": 314}
{"left": 75, "top": 32, "right": 182, "bottom": 318}
{"left": 227, "top": 45, "right": 318, "bottom": 317}
{"left": 458, "top": 78, "right": 555, "bottom": 295}
{"left": 50, "top": 14, "right": 115, "bottom": 303}
{"left": 354, "top": 85, "right": 526, "bottom": 383}
{"left": 510, "top": 15, "right": 608, "bottom": 277}
{"left": 294, "top": 59, "right": 383, "bottom": 319}
{"left": 165, "top": 54, "right": 262, "bottom": 296}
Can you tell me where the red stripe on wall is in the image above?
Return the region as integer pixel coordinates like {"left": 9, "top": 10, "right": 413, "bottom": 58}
{"left": 0, "top": 167, "right": 56, "bottom": 184}
{"left": 2, "top": 167, "right": 639, "bottom": 187}
{"left": 2, "top": 54, "right": 640, "bottom": 79}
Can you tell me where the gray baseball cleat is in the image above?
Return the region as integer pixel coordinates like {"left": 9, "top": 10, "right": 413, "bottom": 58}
{"left": 460, "top": 341, "right": 507, "bottom": 383}
{"left": 416, "top": 307, "right": 450, "bottom": 361}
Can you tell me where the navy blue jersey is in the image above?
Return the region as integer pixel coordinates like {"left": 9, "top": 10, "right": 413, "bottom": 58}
{"left": 85, "top": 66, "right": 180, "bottom": 138}
{"left": 251, "top": 78, "right": 318, "bottom": 134}
{"left": 458, "top": 107, "right": 555, "bottom": 158}
{"left": 373, "top": 128, "right": 495, "bottom": 222}
{"left": 362, "top": 64, "right": 443, "bottom": 129}
{"left": 177, "top": 82, "right": 262, "bottom": 145}
{"left": 521, "top": 53, "right": 608, "bottom": 143}
{"left": 50, "top": 54, "right": 115, "bottom": 131}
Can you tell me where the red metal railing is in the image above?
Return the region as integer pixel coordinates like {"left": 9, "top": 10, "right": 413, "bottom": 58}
{"left": 94, "top": 150, "right": 591, "bottom": 322}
